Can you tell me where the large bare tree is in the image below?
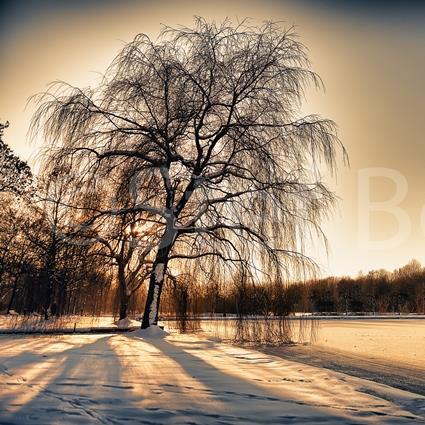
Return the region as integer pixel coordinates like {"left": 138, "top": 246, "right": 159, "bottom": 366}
{"left": 32, "top": 18, "right": 346, "bottom": 328}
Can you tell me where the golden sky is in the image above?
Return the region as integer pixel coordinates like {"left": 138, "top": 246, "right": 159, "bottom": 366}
{"left": 1, "top": 0, "right": 424, "bottom": 276}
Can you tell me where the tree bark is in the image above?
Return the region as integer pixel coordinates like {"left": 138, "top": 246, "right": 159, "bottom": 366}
{"left": 7, "top": 276, "right": 18, "bottom": 314}
{"left": 44, "top": 275, "right": 52, "bottom": 320}
{"left": 43, "top": 245, "right": 56, "bottom": 320}
{"left": 118, "top": 262, "right": 129, "bottom": 320}
{"left": 141, "top": 258, "right": 167, "bottom": 328}
{"left": 141, "top": 227, "right": 175, "bottom": 329}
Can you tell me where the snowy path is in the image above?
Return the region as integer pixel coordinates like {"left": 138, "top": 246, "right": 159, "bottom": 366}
{"left": 0, "top": 332, "right": 424, "bottom": 424}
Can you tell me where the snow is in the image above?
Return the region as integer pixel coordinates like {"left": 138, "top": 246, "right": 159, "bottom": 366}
{"left": 154, "top": 263, "right": 165, "bottom": 282}
{"left": 263, "top": 343, "right": 425, "bottom": 397}
{"left": 0, "top": 332, "right": 423, "bottom": 424}
{"left": 114, "top": 317, "right": 140, "bottom": 328}
{"left": 311, "top": 319, "right": 425, "bottom": 369}
{"left": 149, "top": 285, "right": 160, "bottom": 325}
{"left": 143, "top": 263, "right": 166, "bottom": 326}
{"left": 189, "top": 318, "right": 425, "bottom": 369}
{"left": 130, "top": 325, "right": 169, "bottom": 339}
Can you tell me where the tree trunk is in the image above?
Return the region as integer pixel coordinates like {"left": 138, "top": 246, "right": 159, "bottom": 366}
{"left": 43, "top": 242, "right": 57, "bottom": 320}
{"left": 44, "top": 281, "right": 52, "bottom": 320}
{"left": 43, "top": 267, "right": 53, "bottom": 320}
{"left": 118, "top": 263, "right": 129, "bottom": 320}
{"left": 7, "top": 276, "right": 19, "bottom": 314}
{"left": 141, "top": 259, "right": 167, "bottom": 329}
{"left": 141, "top": 227, "right": 175, "bottom": 329}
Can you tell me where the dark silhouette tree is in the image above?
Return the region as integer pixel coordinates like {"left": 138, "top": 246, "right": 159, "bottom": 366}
{"left": 77, "top": 200, "right": 158, "bottom": 321}
{"left": 87, "top": 213, "right": 152, "bottom": 321}
{"left": 0, "top": 121, "right": 32, "bottom": 194}
{"left": 31, "top": 18, "right": 346, "bottom": 328}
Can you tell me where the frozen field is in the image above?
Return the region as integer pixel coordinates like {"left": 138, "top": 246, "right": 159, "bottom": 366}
{"left": 0, "top": 329, "right": 424, "bottom": 424}
{"left": 195, "top": 318, "right": 425, "bottom": 367}
{"left": 263, "top": 319, "right": 425, "bottom": 396}
{"left": 311, "top": 319, "right": 425, "bottom": 369}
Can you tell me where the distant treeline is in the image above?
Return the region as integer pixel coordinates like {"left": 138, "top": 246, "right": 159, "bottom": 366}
{"left": 161, "top": 259, "right": 425, "bottom": 317}
{"left": 288, "top": 262, "right": 425, "bottom": 314}
{"left": 2, "top": 247, "right": 424, "bottom": 317}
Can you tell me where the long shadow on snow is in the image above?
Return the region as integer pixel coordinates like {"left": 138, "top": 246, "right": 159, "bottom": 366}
{"left": 0, "top": 335, "right": 150, "bottom": 425}
{"left": 134, "top": 335, "right": 353, "bottom": 424}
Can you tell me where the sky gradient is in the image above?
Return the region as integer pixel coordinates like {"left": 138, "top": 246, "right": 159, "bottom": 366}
{"left": 1, "top": 0, "right": 424, "bottom": 277}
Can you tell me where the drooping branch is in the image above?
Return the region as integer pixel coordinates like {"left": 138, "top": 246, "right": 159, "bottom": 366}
{"left": 33, "top": 18, "right": 347, "bottom": 327}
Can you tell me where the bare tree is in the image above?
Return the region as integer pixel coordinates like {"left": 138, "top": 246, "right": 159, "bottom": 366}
{"left": 26, "top": 171, "right": 74, "bottom": 319}
{"left": 0, "top": 197, "right": 34, "bottom": 313}
{"left": 41, "top": 153, "right": 162, "bottom": 320}
{"left": 88, "top": 214, "right": 149, "bottom": 320}
{"left": 81, "top": 206, "right": 158, "bottom": 321}
{"left": 32, "top": 18, "right": 346, "bottom": 328}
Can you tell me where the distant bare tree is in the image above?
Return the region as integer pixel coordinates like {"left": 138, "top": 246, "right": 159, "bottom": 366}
{"left": 27, "top": 170, "right": 77, "bottom": 319}
{"left": 87, "top": 214, "right": 152, "bottom": 320}
{"left": 75, "top": 183, "right": 159, "bottom": 320}
{"left": 46, "top": 154, "right": 163, "bottom": 320}
{"left": 32, "top": 18, "right": 346, "bottom": 328}
{"left": 0, "top": 197, "right": 35, "bottom": 313}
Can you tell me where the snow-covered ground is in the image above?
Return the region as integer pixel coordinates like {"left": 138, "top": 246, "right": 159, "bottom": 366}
{"left": 0, "top": 330, "right": 424, "bottom": 424}
{"left": 312, "top": 319, "right": 425, "bottom": 369}
{"left": 194, "top": 318, "right": 425, "bottom": 366}
{"left": 261, "top": 319, "right": 425, "bottom": 397}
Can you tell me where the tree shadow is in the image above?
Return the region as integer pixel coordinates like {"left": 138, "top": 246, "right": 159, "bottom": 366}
{"left": 128, "top": 334, "right": 351, "bottom": 424}
{"left": 0, "top": 335, "right": 146, "bottom": 424}
{"left": 0, "top": 333, "right": 407, "bottom": 424}
{"left": 0, "top": 334, "right": 89, "bottom": 371}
